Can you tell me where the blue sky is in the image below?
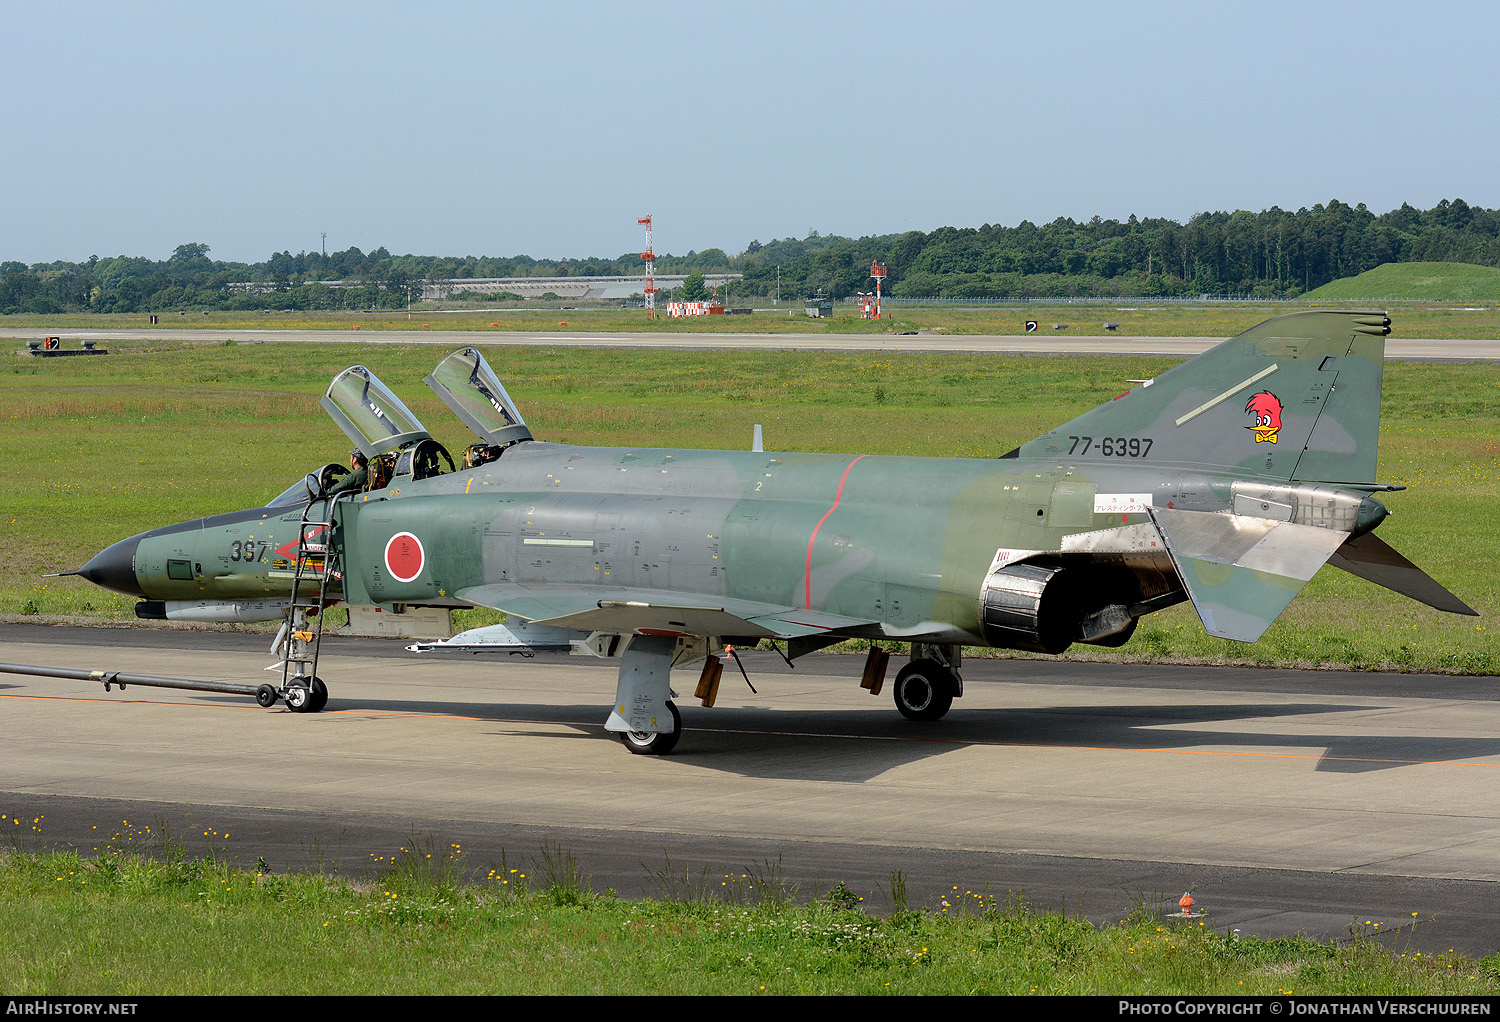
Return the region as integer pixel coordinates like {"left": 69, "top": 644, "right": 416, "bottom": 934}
{"left": 4, "top": 1, "right": 1497, "bottom": 264}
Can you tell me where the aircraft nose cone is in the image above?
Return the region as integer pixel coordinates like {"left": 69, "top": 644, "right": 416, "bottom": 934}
{"left": 77, "top": 534, "right": 144, "bottom": 597}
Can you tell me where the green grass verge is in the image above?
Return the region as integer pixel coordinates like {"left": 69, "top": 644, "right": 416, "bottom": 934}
{"left": 4, "top": 338, "right": 1494, "bottom": 673}
{"left": 1305, "top": 263, "right": 1500, "bottom": 302}
{"left": 2, "top": 837, "right": 1496, "bottom": 996}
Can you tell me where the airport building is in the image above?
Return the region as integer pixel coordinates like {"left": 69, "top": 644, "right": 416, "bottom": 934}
{"left": 230, "top": 274, "right": 741, "bottom": 301}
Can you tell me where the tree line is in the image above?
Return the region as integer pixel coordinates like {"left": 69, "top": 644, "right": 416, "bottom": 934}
{"left": 4, "top": 199, "right": 1499, "bottom": 314}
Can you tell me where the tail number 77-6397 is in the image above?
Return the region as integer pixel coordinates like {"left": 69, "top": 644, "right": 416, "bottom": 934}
{"left": 1067, "top": 436, "right": 1153, "bottom": 457}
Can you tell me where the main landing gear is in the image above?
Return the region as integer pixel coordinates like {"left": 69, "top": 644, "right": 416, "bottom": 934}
{"left": 619, "top": 700, "right": 682, "bottom": 755}
{"left": 605, "top": 635, "right": 685, "bottom": 756}
{"left": 602, "top": 639, "right": 969, "bottom": 754}
{"left": 890, "top": 645, "right": 963, "bottom": 722}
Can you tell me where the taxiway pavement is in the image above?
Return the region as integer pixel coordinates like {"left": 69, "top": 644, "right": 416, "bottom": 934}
{"left": 3, "top": 622, "right": 1497, "bottom": 954}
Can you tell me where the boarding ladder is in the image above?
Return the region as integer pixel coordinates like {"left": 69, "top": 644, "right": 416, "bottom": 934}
{"left": 276, "top": 495, "right": 343, "bottom": 710}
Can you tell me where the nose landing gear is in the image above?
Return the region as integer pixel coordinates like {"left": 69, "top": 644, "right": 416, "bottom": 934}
{"left": 283, "top": 676, "right": 329, "bottom": 713}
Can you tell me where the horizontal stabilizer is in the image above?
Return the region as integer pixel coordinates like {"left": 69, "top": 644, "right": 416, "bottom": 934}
{"left": 1329, "top": 532, "right": 1478, "bottom": 616}
{"left": 1150, "top": 507, "right": 1349, "bottom": 642}
{"left": 455, "top": 582, "right": 874, "bottom": 640}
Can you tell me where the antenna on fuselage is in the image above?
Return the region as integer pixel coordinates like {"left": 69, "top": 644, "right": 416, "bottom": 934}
{"left": 752, "top": 424, "right": 763, "bottom": 453}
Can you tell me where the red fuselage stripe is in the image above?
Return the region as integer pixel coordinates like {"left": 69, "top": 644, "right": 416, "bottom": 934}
{"left": 805, "top": 455, "right": 867, "bottom": 609}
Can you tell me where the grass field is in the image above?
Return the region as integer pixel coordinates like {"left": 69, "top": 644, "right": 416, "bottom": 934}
{"left": 4, "top": 331, "right": 1495, "bottom": 674}
{"left": 3, "top": 838, "right": 1497, "bottom": 996}
{"left": 1305, "top": 262, "right": 1500, "bottom": 302}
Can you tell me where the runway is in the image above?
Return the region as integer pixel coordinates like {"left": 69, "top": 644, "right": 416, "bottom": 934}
{"left": 4, "top": 622, "right": 1498, "bottom": 954}
{"left": 4, "top": 326, "right": 1499, "bottom": 361}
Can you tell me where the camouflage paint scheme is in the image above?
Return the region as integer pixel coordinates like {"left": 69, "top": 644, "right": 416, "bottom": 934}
{"left": 78, "top": 311, "right": 1475, "bottom": 752}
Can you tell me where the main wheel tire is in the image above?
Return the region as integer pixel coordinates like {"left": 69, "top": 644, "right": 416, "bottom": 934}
{"left": 619, "top": 701, "right": 682, "bottom": 755}
{"left": 892, "top": 660, "right": 955, "bottom": 721}
{"left": 255, "top": 684, "right": 278, "bottom": 708}
{"left": 307, "top": 677, "right": 329, "bottom": 712}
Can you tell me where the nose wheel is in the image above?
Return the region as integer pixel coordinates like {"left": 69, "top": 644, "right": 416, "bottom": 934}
{"left": 283, "top": 676, "right": 329, "bottom": 713}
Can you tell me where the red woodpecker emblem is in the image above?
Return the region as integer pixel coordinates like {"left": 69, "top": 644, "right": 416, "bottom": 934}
{"left": 1244, "top": 391, "right": 1283, "bottom": 444}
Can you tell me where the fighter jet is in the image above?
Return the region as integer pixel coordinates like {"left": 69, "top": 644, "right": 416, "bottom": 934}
{"left": 73, "top": 310, "right": 1476, "bottom": 754}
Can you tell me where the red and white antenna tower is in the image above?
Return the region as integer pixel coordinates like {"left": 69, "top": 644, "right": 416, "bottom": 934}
{"left": 869, "top": 259, "right": 887, "bottom": 320}
{"left": 638, "top": 214, "right": 657, "bottom": 319}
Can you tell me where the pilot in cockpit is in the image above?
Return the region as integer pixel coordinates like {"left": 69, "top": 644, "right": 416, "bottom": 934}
{"left": 326, "top": 451, "right": 368, "bottom": 497}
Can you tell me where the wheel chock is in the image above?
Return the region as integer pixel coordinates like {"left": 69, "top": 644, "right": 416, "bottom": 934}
{"left": 694, "top": 655, "right": 723, "bottom": 707}
{"left": 861, "top": 647, "right": 889, "bottom": 695}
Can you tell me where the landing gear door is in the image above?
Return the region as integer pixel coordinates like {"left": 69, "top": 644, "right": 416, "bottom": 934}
{"left": 321, "top": 365, "right": 432, "bottom": 458}
{"left": 424, "top": 347, "right": 534, "bottom": 447}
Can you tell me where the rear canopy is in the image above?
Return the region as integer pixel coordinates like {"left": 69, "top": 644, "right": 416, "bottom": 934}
{"left": 424, "top": 347, "right": 533, "bottom": 447}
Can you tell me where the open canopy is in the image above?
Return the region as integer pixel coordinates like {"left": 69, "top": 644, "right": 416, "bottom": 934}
{"left": 424, "top": 347, "right": 533, "bottom": 448}
{"left": 321, "top": 365, "right": 431, "bottom": 458}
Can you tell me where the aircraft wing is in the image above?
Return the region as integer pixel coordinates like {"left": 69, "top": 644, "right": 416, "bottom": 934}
{"left": 454, "top": 582, "right": 875, "bottom": 640}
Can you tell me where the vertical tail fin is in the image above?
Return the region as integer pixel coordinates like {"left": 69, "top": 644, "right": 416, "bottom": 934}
{"left": 1010, "top": 310, "right": 1390, "bottom": 484}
